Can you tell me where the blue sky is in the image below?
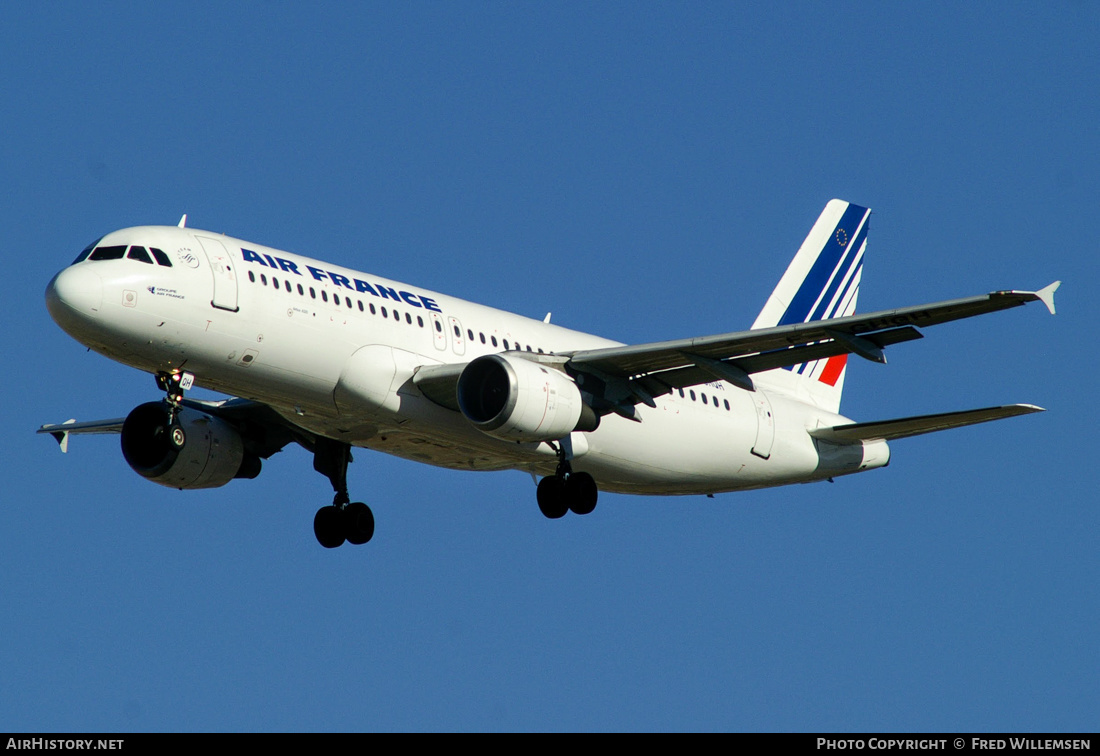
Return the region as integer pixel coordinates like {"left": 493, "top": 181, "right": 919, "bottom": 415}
{"left": 2, "top": 3, "right": 1096, "bottom": 732}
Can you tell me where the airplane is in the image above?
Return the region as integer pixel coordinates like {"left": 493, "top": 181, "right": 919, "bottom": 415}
{"left": 40, "top": 200, "right": 1059, "bottom": 548}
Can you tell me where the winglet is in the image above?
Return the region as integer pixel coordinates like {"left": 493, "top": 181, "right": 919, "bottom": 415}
{"left": 50, "top": 419, "right": 77, "bottom": 453}
{"left": 1034, "top": 281, "right": 1060, "bottom": 315}
{"left": 178, "top": 214, "right": 188, "bottom": 228}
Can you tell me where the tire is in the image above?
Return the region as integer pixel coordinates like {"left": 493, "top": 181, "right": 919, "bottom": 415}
{"left": 566, "top": 471, "right": 598, "bottom": 515}
{"left": 537, "top": 476, "right": 569, "bottom": 519}
{"left": 344, "top": 502, "right": 375, "bottom": 545}
{"left": 313, "top": 506, "right": 346, "bottom": 548}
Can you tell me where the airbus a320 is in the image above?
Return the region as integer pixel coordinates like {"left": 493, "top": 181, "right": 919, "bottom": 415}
{"left": 40, "top": 200, "right": 1059, "bottom": 548}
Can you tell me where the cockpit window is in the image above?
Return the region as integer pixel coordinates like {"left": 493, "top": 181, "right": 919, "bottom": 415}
{"left": 150, "top": 248, "right": 172, "bottom": 267}
{"left": 127, "top": 246, "right": 153, "bottom": 264}
{"left": 89, "top": 245, "right": 127, "bottom": 261}
{"left": 80, "top": 243, "right": 173, "bottom": 267}
{"left": 73, "top": 237, "right": 104, "bottom": 265}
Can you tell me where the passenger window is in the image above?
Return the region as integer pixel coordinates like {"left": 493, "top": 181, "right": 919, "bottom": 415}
{"left": 467, "top": 329, "right": 474, "bottom": 341}
{"left": 298, "top": 284, "right": 304, "bottom": 295}
{"left": 690, "top": 390, "right": 696, "bottom": 401}
{"left": 678, "top": 388, "right": 685, "bottom": 398}
{"left": 454, "top": 325, "right": 461, "bottom": 337}
{"left": 701, "top": 393, "right": 708, "bottom": 405}
{"left": 127, "top": 246, "right": 153, "bottom": 264}
{"left": 382, "top": 307, "right": 388, "bottom": 317}
{"left": 503, "top": 339, "right": 510, "bottom": 350}
{"left": 724, "top": 399, "right": 730, "bottom": 410}
{"left": 285, "top": 281, "right": 291, "bottom": 292}
{"left": 310, "top": 287, "right": 316, "bottom": 299}
{"left": 321, "top": 290, "right": 328, "bottom": 302}
{"left": 393, "top": 309, "right": 400, "bottom": 320}
{"left": 406, "top": 313, "right": 412, "bottom": 324}
{"left": 369, "top": 303, "right": 376, "bottom": 315}
{"left": 418, "top": 316, "right": 424, "bottom": 327}
{"left": 434, "top": 320, "right": 442, "bottom": 332}
{"left": 248, "top": 271, "right": 256, "bottom": 283}
{"left": 150, "top": 248, "right": 172, "bottom": 267}
{"left": 261, "top": 274, "right": 268, "bottom": 286}
{"left": 89, "top": 245, "right": 127, "bottom": 261}
{"left": 346, "top": 296, "right": 352, "bottom": 308}
{"left": 273, "top": 277, "right": 279, "bottom": 288}
{"left": 479, "top": 333, "right": 486, "bottom": 344}
{"left": 491, "top": 336, "right": 498, "bottom": 347}
{"left": 358, "top": 301, "right": 364, "bottom": 312}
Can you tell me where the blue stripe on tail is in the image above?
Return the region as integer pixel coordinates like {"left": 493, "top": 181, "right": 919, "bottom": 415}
{"left": 777, "top": 203, "right": 870, "bottom": 326}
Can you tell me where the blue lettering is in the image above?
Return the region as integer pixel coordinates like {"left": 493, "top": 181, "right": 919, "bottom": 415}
{"left": 328, "top": 271, "right": 354, "bottom": 290}
{"left": 241, "top": 251, "right": 440, "bottom": 312}
{"left": 242, "top": 249, "right": 268, "bottom": 267}
{"left": 276, "top": 257, "right": 301, "bottom": 276}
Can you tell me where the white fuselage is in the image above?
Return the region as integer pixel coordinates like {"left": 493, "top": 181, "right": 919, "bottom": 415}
{"left": 46, "top": 225, "right": 888, "bottom": 495}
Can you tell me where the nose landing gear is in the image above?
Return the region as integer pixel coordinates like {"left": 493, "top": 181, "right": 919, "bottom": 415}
{"left": 155, "top": 370, "right": 194, "bottom": 420}
{"left": 151, "top": 370, "right": 196, "bottom": 448}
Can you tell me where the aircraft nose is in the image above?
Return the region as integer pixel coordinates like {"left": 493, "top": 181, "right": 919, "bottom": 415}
{"left": 46, "top": 264, "right": 104, "bottom": 328}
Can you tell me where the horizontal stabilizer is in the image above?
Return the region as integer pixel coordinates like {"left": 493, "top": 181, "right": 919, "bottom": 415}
{"left": 809, "top": 403, "right": 1044, "bottom": 443}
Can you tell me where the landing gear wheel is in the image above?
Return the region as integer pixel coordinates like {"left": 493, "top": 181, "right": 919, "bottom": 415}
{"left": 169, "top": 425, "right": 186, "bottom": 449}
{"left": 312, "top": 439, "right": 373, "bottom": 548}
{"left": 344, "top": 502, "right": 375, "bottom": 545}
{"left": 566, "top": 472, "right": 598, "bottom": 515}
{"left": 537, "top": 476, "right": 569, "bottom": 519}
{"left": 314, "top": 506, "right": 346, "bottom": 548}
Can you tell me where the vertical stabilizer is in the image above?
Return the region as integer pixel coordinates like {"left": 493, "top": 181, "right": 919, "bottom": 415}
{"left": 751, "top": 199, "right": 871, "bottom": 413}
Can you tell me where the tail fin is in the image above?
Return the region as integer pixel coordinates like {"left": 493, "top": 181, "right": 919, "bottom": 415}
{"left": 751, "top": 199, "right": 871, "bottom": 413}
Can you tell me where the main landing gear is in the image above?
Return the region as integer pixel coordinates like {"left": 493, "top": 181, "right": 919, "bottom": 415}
{"left": 311, "top": 438, "right": 374, "bottom": 548}
{"left": 536, "top": 444, "right": 598, "bottom": 519}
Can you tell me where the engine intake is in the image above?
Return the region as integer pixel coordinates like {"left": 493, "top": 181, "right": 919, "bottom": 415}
{"left": 121, "top": 402, "right": 255, "bottom": 489}
{"left": 457, "top": 354, "right": 598, "bottom": 441}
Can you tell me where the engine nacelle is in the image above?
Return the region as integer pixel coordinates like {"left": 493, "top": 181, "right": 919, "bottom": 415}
{"left": 121, "top": 402, "right": 254, "bottom": 489}
{"left": 456, "top": 354, "right": 599, "bottom": 441}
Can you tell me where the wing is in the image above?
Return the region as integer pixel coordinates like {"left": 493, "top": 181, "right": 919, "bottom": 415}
{"left": 37, "top": 417, "right": 126, "bottom": 452}
{"left": 562, "top": 282, "right": 1060, "bottom": 410}
{"left": 38, "top": 397, "right": 305, "bottom": 458}
{"left": 410, "top": 283, "right": 1058, "bottom": 419}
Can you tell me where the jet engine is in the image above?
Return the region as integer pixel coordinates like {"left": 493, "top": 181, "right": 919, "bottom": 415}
{"left": 456, "top": 354, "right": 599, "bottom": 442}
{"left": 120, "top": 402, "right": 259, "bottom": 489}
